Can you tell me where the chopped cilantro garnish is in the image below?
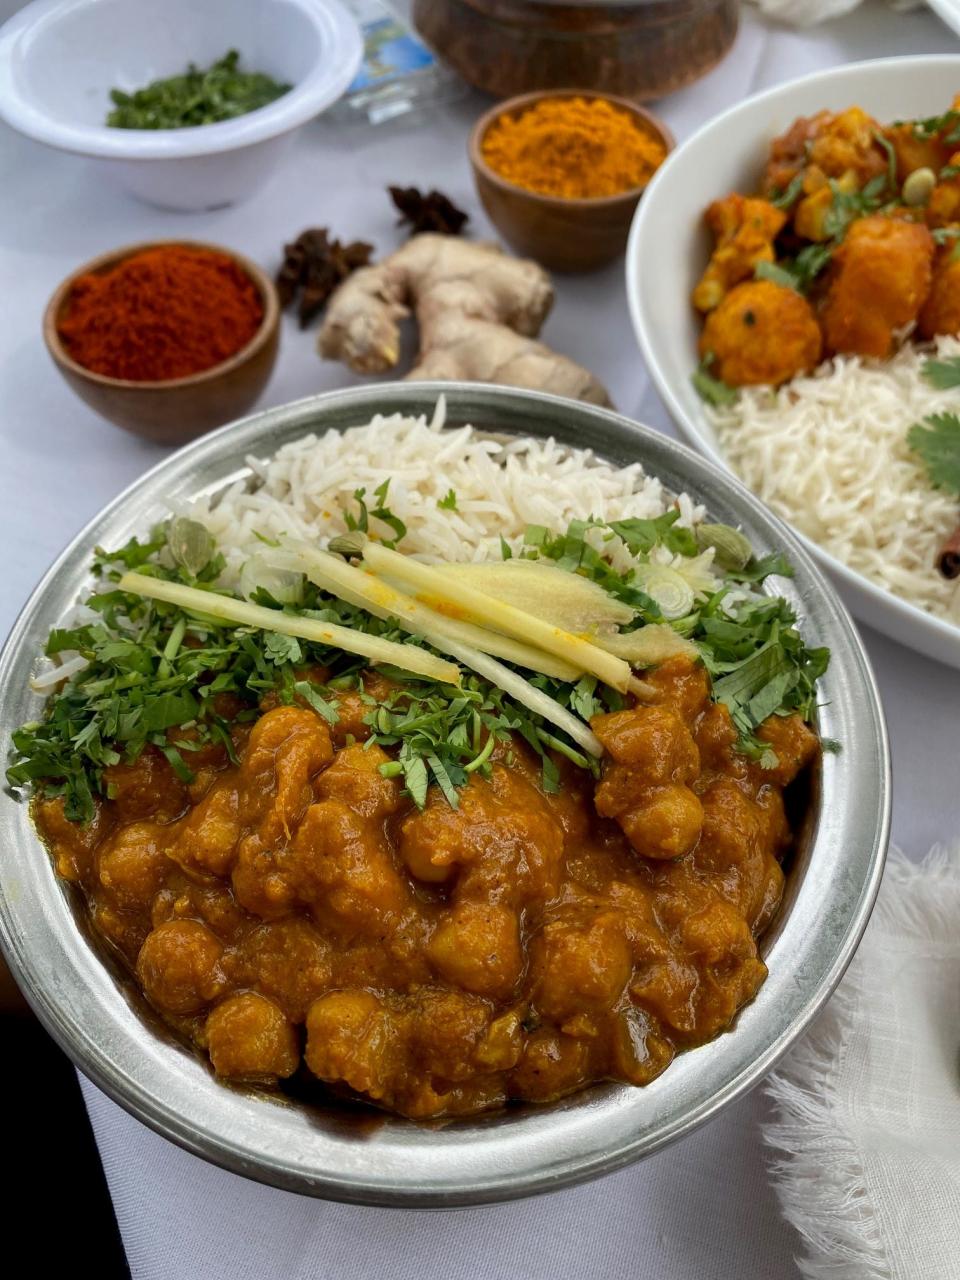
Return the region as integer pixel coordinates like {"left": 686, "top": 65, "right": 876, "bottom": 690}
{"left": 754, "top": 168, "right": 890, "bottom": 303}
{"left": 697, "top": 593, "right": 830, "bottom": 760}
{"left": 770, "top": 173, "right": 804, "bottom": 210}
{"left": 438, "top": 489, "right": 458, "bottom": 511}
{"left": 608, "top": 511, "right": 698, "bottom": 559}
{"left": 873, "top": 130, "right": 898, "bottom": 195}
{"left": 822, "top": 175, "right": 887, "bottom": 240}
{"left": 754, "top": 260, "right": 800, "bottom": 291}
{"left": 906, "top": 108, "right": 960, "bottom": 145}
{"left": 8, "top": 500, "right": 831, "bottom": 821}
{"left": 344, "top": 481, "right": 407, "bottom": 548}
{"left": 754, "top": 242, "right": 833, "bottom": 296}
{"left": 263, "top": 632, "right": 303, "bottom": 666}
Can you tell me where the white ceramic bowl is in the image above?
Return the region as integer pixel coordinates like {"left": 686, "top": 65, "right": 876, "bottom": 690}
{"left": 0, "top": 0, "right": 362, "bottom": 211}
{"left": 626, "top": 55, "right": 960, "bottom": 671}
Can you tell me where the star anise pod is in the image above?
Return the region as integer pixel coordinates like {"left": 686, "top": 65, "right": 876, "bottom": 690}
{"left": 389, "top": 186, "right": 469, "bottom": 237}
{"left": 276, "top": 228, "right": 374, "bottom": 328}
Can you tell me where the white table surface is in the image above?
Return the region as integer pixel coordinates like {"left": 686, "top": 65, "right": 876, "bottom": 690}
{"left": 2, "top": 3, "right": 959, "bottom": 1277}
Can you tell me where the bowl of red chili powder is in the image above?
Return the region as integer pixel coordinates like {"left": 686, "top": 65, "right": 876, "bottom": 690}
{"left": 44, "top": 240, "right": 280, "bottom": 445}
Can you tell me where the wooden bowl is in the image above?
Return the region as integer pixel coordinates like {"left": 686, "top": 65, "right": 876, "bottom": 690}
{"left": 43, "top": 240, "right": 280, "bottom": 446}
{"left": 469, "top": 90, "right": 673, "bottom": 274}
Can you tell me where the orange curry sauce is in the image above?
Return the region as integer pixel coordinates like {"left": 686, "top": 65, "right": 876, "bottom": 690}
{"left": 35, "top": 655, "right": 818, "bottom": 1119}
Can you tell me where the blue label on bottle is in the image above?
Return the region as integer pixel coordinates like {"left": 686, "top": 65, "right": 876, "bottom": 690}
{"left": 349, "top": 18, "right": 436, "bottom": 92}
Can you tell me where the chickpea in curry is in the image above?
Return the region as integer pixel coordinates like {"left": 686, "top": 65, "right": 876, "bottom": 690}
{"left": 693, "top": 97, "right": 960, "bottom": 388}
{"left": 35, "top": 655, "right": 818, "bottom": 1120}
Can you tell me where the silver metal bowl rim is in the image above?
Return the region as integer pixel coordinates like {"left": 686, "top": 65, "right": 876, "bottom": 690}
{"left": 0, "top": 381, "right": 890, "bottom": 1207}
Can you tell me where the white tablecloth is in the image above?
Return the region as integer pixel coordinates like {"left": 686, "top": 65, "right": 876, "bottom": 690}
{"left": 2, "top": 3, "right": 958, "bottom": 1276}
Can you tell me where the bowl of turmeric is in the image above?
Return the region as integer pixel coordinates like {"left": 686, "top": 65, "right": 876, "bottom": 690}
{"left": 469, "top": 90, "right": 672, "bottom": 273}
{"left": 43, "top": 240, "right": 280, "bottom": 446}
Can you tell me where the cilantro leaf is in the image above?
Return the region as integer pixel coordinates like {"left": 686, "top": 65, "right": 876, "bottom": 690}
{"left": 346, "top": 482, "right": 407, "bottom": 547}
{"left": 264, "top": 632, "right": 303, "bottom": 666}
{"left": 93, "top": 533, "right": 166, "bottom": 572}
{"left": 907, "top": 108, "right": 960, "bottom": 144}
{"left": 770, "top": 173, "right": 804, "bottom": 210}
{"left": 922, "top": 356, "right": 960, "bottom": 391}
{"left": 400, "top": 751, "right": 429, "bottom": 809}
{"left": 754, "top": 260, "right": 800, "bottom": 291}
{"left": 873, "top": 130, "right": 898, "bottom": 194}
{"left": 344, "top": 487, "right": 370, "bottom": 534}
{"left": 790, "top": 242, "right": 834, "bottom": 291}
{"left": 438, "top": 489, "right": 458, "bottom": 511}
{"left": 907, "top": 413, "right": 960, "bottom": 496}
{"left": 692, "top": 363, "right": 738, "bottom": 408}
{"left": 608, "top": 511, "right": 697, "bottom": 558}
{"left": 729, "top": 551, "right": 795, "bottom": 584}
{"left": 294, "top": 680, "right": 339, "bottom": 725}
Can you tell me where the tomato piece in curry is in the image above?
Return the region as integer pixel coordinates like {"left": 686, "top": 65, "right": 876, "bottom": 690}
{"left": 35, "top": 655, "right": 818, "bottom": 1119}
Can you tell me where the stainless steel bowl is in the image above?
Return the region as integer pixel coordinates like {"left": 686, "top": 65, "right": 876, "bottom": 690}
{"left": 0, "top": 382, "right": 890, "bottom": 1206}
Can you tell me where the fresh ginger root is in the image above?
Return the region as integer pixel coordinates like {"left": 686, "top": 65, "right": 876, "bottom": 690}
{"left": 318, "top": 233, "right": 610, "bottom": 405}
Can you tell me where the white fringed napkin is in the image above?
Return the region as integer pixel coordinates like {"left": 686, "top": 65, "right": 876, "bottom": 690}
{"left": 762, "top": 846, "right": 960, "bottom": 1279}
{"left": 746, "top": 0, "right": 923, "bottom": 26}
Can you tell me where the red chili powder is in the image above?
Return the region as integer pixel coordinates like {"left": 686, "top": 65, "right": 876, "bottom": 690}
{"left": 57, "top": 245, "right": 265, "bottom": 382}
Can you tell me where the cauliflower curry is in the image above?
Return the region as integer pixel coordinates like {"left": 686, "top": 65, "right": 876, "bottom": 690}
{"left": 694, "top": 99, "right": 960, "bottom": 389}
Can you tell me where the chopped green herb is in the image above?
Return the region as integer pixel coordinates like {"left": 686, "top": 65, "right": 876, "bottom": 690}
{"left": 822, "top": 176, "right": 886, "bottom": 241}
{"left": 438, "top": 489, "right": 458, "bottom": 511}
{"left": 607, "top": 511, "right": 698, "bottom": 559}
{"left": 263, "top": 632, "right": 303, "bottom": 666}
{"left": 754, "top": 242, "right": 833, "bottom": 296}
{"left": 754, "top": 260, "right": 800, "bottom": 291}
{"left": 729, "top": 551, "right": 795, "bottom": 584}
{"left": 107, "top": 50, "right": 291, "bottom": 130}
{"left": 791, "top": 242, "right": 835, "bottom": 289}
{"left": 345, "top": 482, "right": 408, "bottom": 548}
{"left": 873, "top": 130, "right": 898, "bottom": 195}
{"left": 770, "top": 173, "right": 804, "bottom": 210}
{"left": 922, "top": 356, "right": 960, "bottom": 390}
{"left": 9, "top": 498, "right": 831, "bottom": 821}
{"left": 906, "top": 108, "right": 960, "bottom": 145}
{"left": 293, "top": 680, "right": 339, "bottom": 726}
{"left": 692, "top": 361, "right": 738, "bottom": 408}
{"left": 697, "top": 592, "right": 829, "bottom": 759}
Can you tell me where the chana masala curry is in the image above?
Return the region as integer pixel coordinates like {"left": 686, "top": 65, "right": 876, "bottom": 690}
{"left": 693, "top": 98, "right": 960, "bottom": 391}
{"left": 34, "top": 659, "right": 815, "bottom": 1118}
{"left": 11, "top": 449, "right": 828, "bottom": 1121}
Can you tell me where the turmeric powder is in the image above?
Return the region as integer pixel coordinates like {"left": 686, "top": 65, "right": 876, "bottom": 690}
{"left": 481, "top": 96, "right": 667, "bottom": 200}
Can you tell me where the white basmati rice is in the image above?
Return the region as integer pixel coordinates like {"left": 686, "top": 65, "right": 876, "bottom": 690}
{"left": 184, "top": 397, "right": 706, "bottom": 583}
{"left": 710, "top": 336, "right": 960, "bottom": 624}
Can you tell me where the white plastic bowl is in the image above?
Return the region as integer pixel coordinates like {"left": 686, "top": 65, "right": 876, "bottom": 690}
{"left": 0, "top": 0, "right": 362, "bottom": 210}
{"left": 626, "top": 55, "right": 960, "bottom": 671}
